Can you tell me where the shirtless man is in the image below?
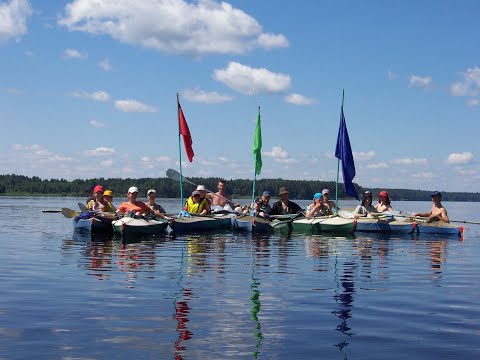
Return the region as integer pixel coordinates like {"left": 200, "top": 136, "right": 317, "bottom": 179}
{"left": 413, "top": 191, "right": 449, "bottom": 223}
{"left": 207, "top": 180, "right": 239, "bottom": 209}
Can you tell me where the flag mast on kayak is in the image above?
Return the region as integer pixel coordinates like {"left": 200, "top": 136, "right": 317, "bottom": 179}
{"left": 177, "top": 93, "right": 195, "bottom": 208}
{"left": 334, "top": 90, "right": 359, "bottom": 213}
{"left": 251, "top": 106, "right": 262, "bottom": 210}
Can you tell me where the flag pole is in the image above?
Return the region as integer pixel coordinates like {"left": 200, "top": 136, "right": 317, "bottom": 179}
{"left": 335, "top": 90, "right": 345, "bottom": 213}
{"left": 251, "top": 106, "right": 260, "bottom": 211}
{"left": 177, "top": 93, "right": 184, "bottom": 208}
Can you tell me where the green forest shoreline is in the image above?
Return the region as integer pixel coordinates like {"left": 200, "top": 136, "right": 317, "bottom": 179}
{"left": 1, "top": 174, "right": 479, "bottom": 201}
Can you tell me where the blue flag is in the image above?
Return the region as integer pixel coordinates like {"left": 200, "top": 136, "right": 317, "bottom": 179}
{"left": 335, "top": 104, "right": 359, "bottom": 200}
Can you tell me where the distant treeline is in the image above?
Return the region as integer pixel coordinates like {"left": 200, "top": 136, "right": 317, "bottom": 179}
{"left": 0, "top": 174, "right": 479, "bottom": 201}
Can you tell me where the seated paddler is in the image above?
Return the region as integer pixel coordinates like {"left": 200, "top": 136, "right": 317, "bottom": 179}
{"left": 184, "top": 190, "right": 210, "bottom": 215}
{"left": 117, "top": 186, "right": 155, "bottom": 217}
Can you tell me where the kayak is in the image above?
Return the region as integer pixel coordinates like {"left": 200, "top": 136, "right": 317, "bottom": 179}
{"left": 291, "top": 216, "right": 355, "bottom": 234}
{"left": 171, "top": 214, "right": 232, "bottom": 233}
{"left": 290, "top": 217, "right": 323, "bottom": 233}
{"left": 111, "top": 217, "right": 169, "bottom": 236}
{"left": 316, "top": 216, "right": 356, "bottom": 233}
{"left": 355, "top": 217, "right": 415, "bottom": 234}
{"left": 231, "top": 215, "right": 292, "bottom": 232}
{"left": 73, "top": 216, "right": 113, "bottom": 234}
{"left": 232, "top": 215, "right": 272, "bottom": 232}
{"left": 414, "top": 221, "right": 464, "bottom": 236}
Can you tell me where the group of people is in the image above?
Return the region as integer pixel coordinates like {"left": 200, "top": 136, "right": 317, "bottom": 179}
{"left": 184, "top": 180, "right": 240, "bottom": 215}
{"left": 85, "top": 185, "right": 169, "bottom": 219}
{"left": 85, "top": 180, "right": 450, "bottom": 223}
{"left": 351, "top": 190, "right": 449, "bottom": 223}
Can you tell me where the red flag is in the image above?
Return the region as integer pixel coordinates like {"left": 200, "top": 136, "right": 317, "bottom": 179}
{"left": 178, "top": 101, "right": 194, "bottom": 162}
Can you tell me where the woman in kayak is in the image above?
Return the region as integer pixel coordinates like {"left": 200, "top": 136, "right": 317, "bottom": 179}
{"left": 375, "top": 190, "right": 393, "bottom": 213}
{"left": 306, "top": 193, "right": 325, "bottom": 218}
{"left": 353, "top": 190, "right": 377, "bottom": 218}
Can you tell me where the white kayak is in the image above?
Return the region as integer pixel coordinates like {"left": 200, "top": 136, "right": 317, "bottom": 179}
{"left": 112, "top": 217, "right": 169, "bottom": 236}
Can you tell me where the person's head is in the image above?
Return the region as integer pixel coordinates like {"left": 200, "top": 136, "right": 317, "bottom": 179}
{"left": 103, "top": 190, "right": 113, "bottom": 203}
{"left": 191, "top": 190, "right": 202, "bottom": 203}
{"left": 127, "top": 186, "right": 139, "bottom": 201}
{"left": 93, "top": 185, "right": 104, "bottom": 200}
{"left": 254, "top": 198, "right": 264, "bottom": 210}
{"left": 313, "top": 192, "right": 323, "bottom": 203}
{"left": 279, "top": 187, "right": 289, "bottom": 201}
{"left": 378, "top": 190, "right": 391, "bottom": 206}
{"left": 261, "top": 191, "right": 271, "bottom": 204}
{"left": 361, "top": 190, "right": 373, "bottom": 206}
{"left": 196, "top": 185, "right": 207, "bottom": 198}
{"left": 322, "top": 189, "right": 330, "bottom": 199}
{"left": 217, "top": 179, "right": 226, "bottom": 192}
{"left": 147, "top": 189, "right": 157, "bottom": 201}
{"left": 431, "top": 191, "right": 442, "bottom": 204}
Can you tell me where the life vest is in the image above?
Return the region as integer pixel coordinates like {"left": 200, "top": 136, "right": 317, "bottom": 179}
{"left": 185, "top": 197, "right": 207, "bottom": 213}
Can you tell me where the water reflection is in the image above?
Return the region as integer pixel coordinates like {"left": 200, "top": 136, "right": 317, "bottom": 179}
{"left": 333, "top": 254, "right": 357, "bottom": 357}
{"left": 250, "top": 258, "right": 263, "bottom": 358}
{"left": 173, "top": 241, "right": 192, "bottom": 360}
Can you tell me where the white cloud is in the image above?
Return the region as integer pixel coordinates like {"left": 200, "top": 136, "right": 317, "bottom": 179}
{"left": 366, "top": 162, "right": 389, "bottom": 169}
{"left": 408, "top": 75, "right": 432, "bottom": 88}
{"left": 155, "top": 156, "right": 170, "bottom": 162}
{"left": 391, "top": 158, "right": 428, "bottom": 165}
{"left": 263, "top": 146, "right": 297, "bottom": 164}
{"left": 3, "top": 88, "right": 22, "bottom": 95}
{"left": 214, "top": 62, "right": 291, "bottom": 94}
{"left": 182, "top": 88, "right": 233, "bottom": 103}
{"left": 450, "top": 66, "right": 480, "bottom": 97}
{"left": 114, "top": 99, "right": 158, "bottom": 112}
{"left": 59, "top": 0, "right": 288, "bottom": 56}
{"left": 447, "top": 152, "right": 474, "bottom": 165}
{"left": 387, "top": 69, "right": 397, "bottom": 81}
{"left": 72, "top": 90, "right": 110, "bottom": 102}
{"left": 467, "top": 98, "right": 480, "bottom": 106}
{"left": 263, "top": 146, "right": 288, "bottom": 159}
{"left": 10, "top": 144, "right": 73, "bottom": 163}
{"left": 412, "top": 172, "right": 435, "bottom": 179}
{"left": 98, "top": 58, "right": 113, "bottom": 71}
{"left": 89, "top": 119, "right": 105, "bottom": 128}
{"left": 284, "top": 93, "right": 315, "bottom": 105}
{"left": 0, "top": 0, "right": 32, "bottom": 43}
{"left": 100, "top": 159, "right": 113, "bottom": 167}
{"left": 353, "top": 151, "right": 376, "bottom": 161}
{"left": 83, "top": 147, "right": 116, "bottom": 156}
{"left": 63, "top": 48, "right": 87, "bottom": 59}
{"left": 256, "top": 33, "right": 289, "bottom": 49}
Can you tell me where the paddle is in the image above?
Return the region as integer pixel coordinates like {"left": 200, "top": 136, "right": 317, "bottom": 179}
{"left": 62, "top": 208, "right": 81, "bottom": 218}
{"left": 390, "top": 213, "right": 480, "bottom": 225}
{"left": 166, "top": 168, "right": 237, "bottom": 207}
{"left": 42, "top": 209, "right": 62, "bottom": 213}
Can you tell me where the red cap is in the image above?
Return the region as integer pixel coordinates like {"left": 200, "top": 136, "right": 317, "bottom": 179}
{"left": 93, "top": 185, "right": 104, "bottom": 193}
{"left": 379, "top": 191, "right": 389, "bottom": 197}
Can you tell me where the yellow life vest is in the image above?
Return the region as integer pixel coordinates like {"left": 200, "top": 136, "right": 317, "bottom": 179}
{"left": 185, "top": 197, "right": 207, "bottom": 213}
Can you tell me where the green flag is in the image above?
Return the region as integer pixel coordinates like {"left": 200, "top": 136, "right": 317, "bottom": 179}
{"left": 253, "top": 109, "right": 262, "bottom": 175}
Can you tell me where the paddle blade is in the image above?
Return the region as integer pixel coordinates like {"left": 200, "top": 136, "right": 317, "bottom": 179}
{"left": 78, "top": 202, "right": 89, "bottom": 213}
{"left": 62, "top": 208, "right": 80, "bottom": 219}
{"left": 166, "top": 168, "right": 197, "bottom": 187}
{"left": 166, "top": 168, "right": 181, "bottom": 182}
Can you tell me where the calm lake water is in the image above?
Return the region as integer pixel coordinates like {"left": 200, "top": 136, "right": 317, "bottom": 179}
{"left": 0, "top": 196, "right": 479, "bottom": 359}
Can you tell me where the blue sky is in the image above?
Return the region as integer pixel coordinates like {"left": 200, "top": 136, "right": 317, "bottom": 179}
{"left": 1, "top": 0, "right": 480, "bottom": 193}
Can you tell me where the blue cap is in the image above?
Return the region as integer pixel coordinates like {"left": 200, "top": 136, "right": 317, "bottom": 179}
{"left": 262, "top": 191, "right": 271, "bottom": 197}
{"left": 313, "top": 192, "right": 322, "bottom": 199}
{"left": 431, "top": 191, "right": 442, "bottom": 197}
